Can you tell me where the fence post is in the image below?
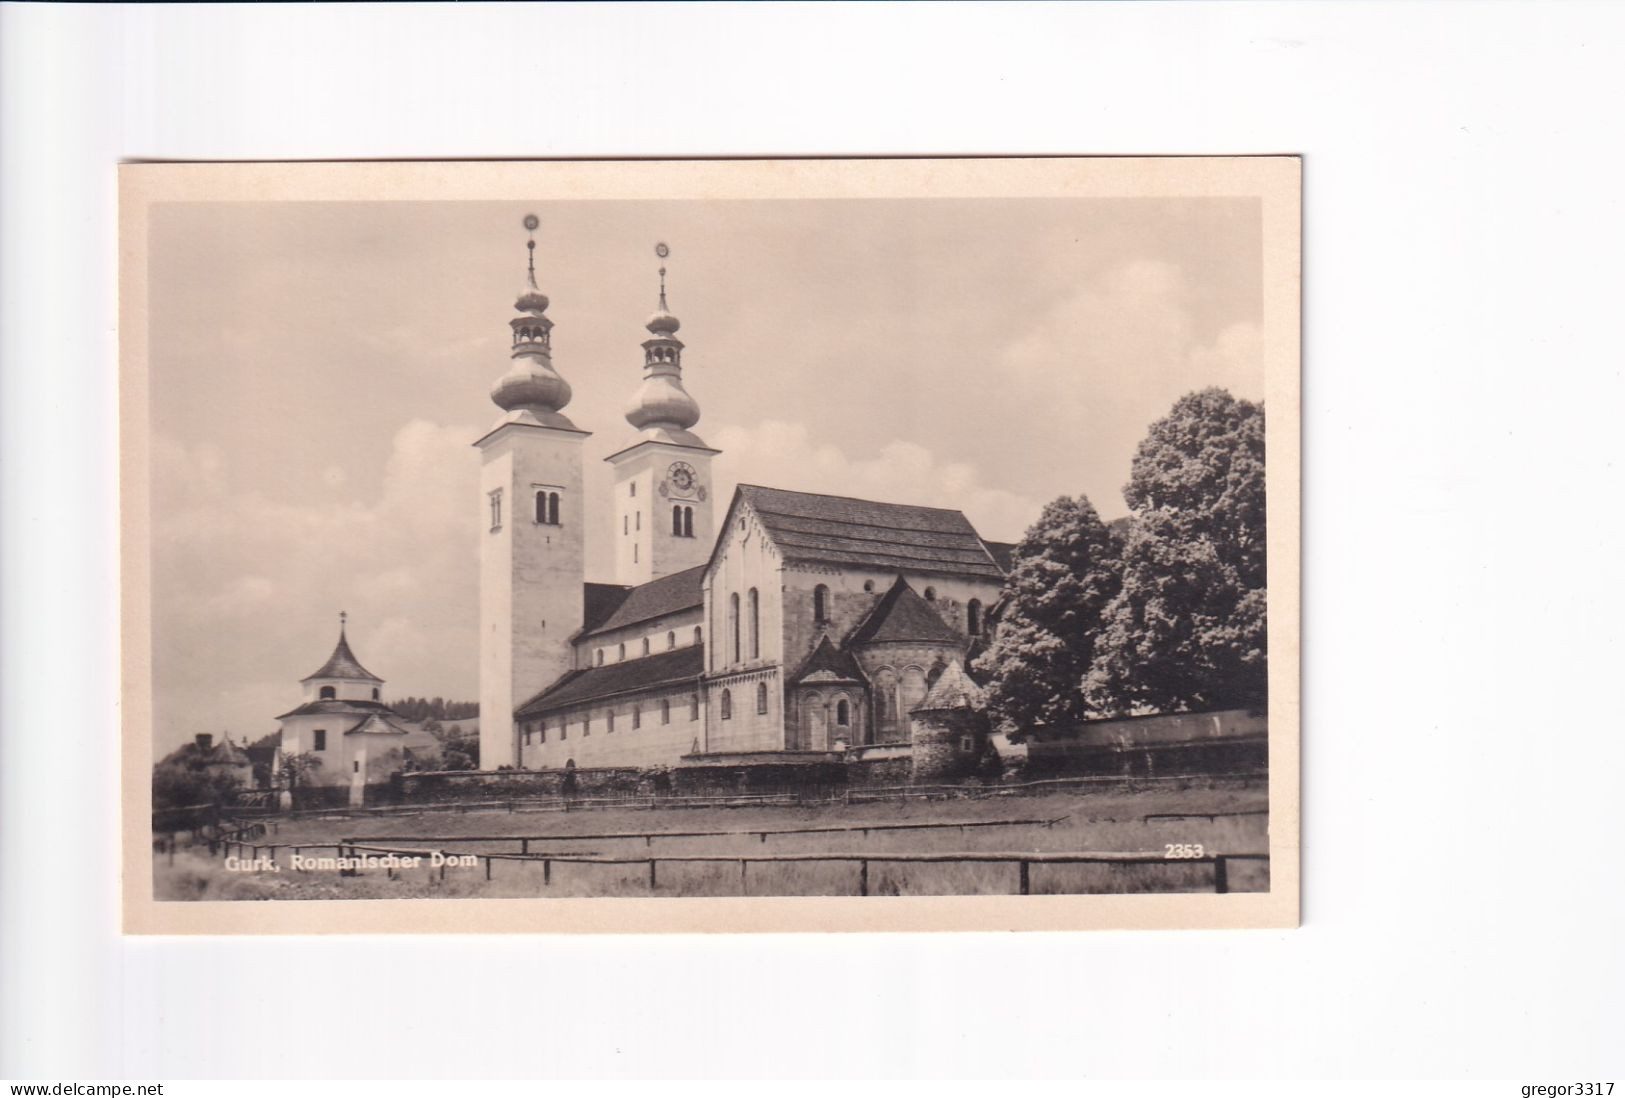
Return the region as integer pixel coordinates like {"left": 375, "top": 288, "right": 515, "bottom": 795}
{"left": 520, "top": 838, "right": 529, "bottom": 856}
{"left": 739, "top": 860, "right": 748, "bottom": 895}
{"left": 485, "top": 856, "right": 492, "bottom": 880}
{"left": 1213, "top": 856, "right": 1229, "bottom": 895}
{"left": 858, "top": 859, "right": 869, "bottom": 897}
{"left": 648, "top": 860, "right": 658, "bottom": 891}
{"left": 543, "top": 860, "right": 551, "bottom": 886}
{"left": 1018, "top": 860, "right": 1031, "bottom": 896}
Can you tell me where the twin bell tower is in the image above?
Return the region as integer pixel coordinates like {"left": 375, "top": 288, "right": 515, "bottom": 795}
{"left": 475, "top": 217, "right": 718, "bottom": 767}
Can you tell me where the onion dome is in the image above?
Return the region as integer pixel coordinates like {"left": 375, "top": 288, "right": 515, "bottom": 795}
{"left": 490, "top": 215, "right": 577, "bottom": 430}
{"left": 625, "top": 243, "right": 705, "bottom": 445}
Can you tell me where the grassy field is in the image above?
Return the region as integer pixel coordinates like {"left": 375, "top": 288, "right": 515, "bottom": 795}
{"left": 153, "top": 781, "right": 1269, "bottom": 901}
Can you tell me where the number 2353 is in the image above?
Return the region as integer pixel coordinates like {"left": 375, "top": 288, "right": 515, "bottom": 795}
{"left": 1164, "top": 844, "right": 1205, "bottom": 859}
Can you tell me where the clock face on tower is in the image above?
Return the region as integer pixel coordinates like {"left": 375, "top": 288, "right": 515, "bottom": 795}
{"left": 666, "top": 461, "right": 697, "bottom": 494}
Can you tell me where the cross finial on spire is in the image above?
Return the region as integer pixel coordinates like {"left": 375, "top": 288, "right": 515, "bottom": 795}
{"left": 339, "top": 609, "right": 348, "bottom": 633}
{"left": 655, "top": 242, "right": 670, "bottom": 309}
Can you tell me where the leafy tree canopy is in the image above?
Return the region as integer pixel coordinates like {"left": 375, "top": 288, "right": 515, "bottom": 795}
{"left": 972, "top": 494, "right": 1123, "bottom": 735}
{"left": 1085, "top": 388, "right": 1267, "bottom": 715}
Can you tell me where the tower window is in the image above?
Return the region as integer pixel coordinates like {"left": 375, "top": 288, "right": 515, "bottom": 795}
{"left": 813, "top": 584, "right": 830, "bottom": 624}
{"left": 319, "top": 686, "right": 336, "bottom": 700}
{"left": 720, "top": 689, "right": 732, "bottom": 720}
{"left": 673, "top": 505, "right": 682, "bottom": 535}
{"left": 694, "top": 625, "right": 703, "bottom": 646}
{"left": 689, "top": 693, "right": 700, "bottom": 720}
{"left": 624, "top": 515, "right": 629, "bottom": 535}
{"left": 837, "top": 699, "right": 850, "bottom": 726}
{"left": 660, "top": 699, "right": 670, "bottom": 725}
{"left": 630, "top": 482, "right": 636, "bottom": 497}
{"left": 729, "top": 593, "right": 741, "bottom": 664}
{"left": 967, "top": 599, "right": 982, "bottom": 636}
{"left": 489, "top": 490, "right": 502, "bottom": 531}
{"left": 636, "top": 511, "right": 641, "bottom": 531}
{"left": 634, "top": 544, "right": 638, "bottom": 563}
{"left": 596, "top": 649, "right": 604, "bottom": 667}
{"left": 682, "top": 506, "right": 693, "bottom": 538}
{"left": 756, "top": 681, "right": 768, "bottom": 714}
{"left": 749, "top": 588, "right": 760, "bottom": 660}
{"left": 536, "top": 490, "right": 561, "bottom": 525}
{"left": 353, "top": 760, "right": 360, "bottom": 773}
{"left": 641, "top": 637, "right": 650, "bottom": 656}
{"left": 313, "top": 729, "right": 327, "bottom": 752}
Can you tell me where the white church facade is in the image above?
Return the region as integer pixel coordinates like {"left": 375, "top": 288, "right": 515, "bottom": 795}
{"left": 478, "top": 226, "right": 1016, "bottom": 773}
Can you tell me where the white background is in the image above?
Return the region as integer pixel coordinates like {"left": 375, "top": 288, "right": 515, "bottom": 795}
{"left": 2, "top": 1, "right": 1622, "bottom": 1081}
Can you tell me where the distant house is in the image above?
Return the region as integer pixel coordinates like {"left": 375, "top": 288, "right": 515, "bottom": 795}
{"left": 157, "top": 733, "right": 255, "bottom": 789}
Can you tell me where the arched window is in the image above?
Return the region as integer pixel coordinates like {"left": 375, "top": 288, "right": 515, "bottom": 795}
{"left": 535, "top": 491, "right": 547, "bottom": 524}
{"left": 630, "top": 482, "right": 636, "bottom": 498}
{"left": 683, "top": 507, "right": 693, "bottom": 538}
{"left": 548, "top": 492, "right": 560, "bottom": 526}
{"left": 641, "top": 637, "right": 650, "bottom": 656}
{"left": 694, "top": 625, "right": 703, "bottom": 646}
{"left": 632, "top": 705, "right": 641, "bottom": 730}
{"left": 729, "top": 593, "right": 741, "bottom": 664}
{"left": 836, "top": 698, "right": 850, "bottom": 726}
{"left": 667, "top": 631, "right": 675, "bottom": 650}
{"left": 863, "top": 579, "right": 875, "bottom": 593}
{"left": 813, "top": 584, "right": 829, "bottom": 624}
{"left": 538, "top": 719, "right": 547, "bottom": 743}
{"left": 660, "top": 698, "right": 671, "bottom": 725}
{"left": 607, "top": 709, "right": 615, "bottom": 733}
{"left": 595, "top": 649, "right": 604, "bottom": 667}
{"left": 748, "top": 588, "right": 760, "bottom": 659}
{"left": 720, "top": 689, "right": 732, "bottom": 720}
{"left": 967, "top": 598, "right": 982, "bottom": 636}
{"left": 872, "top": 667, "right": 898, "bottom": 741}
{"left": 618, "top": 642, "right": 626, "bottom": 661}
{"left": 672, "top": 505, "right": 683, "bottom": 535}
{"left": 372, "top": 687, "right": 379, "bottom": 700}
{"left": 319, "top": 686, "right": 336, "bottom": 700}
{"left": 923, "top": 586, "right": 936, "bottom": 601}
{"left": 689, "top": 693, "right": 700, "bottom": 720}
{"left": 756, "top": 681, "right": 768, "bottom": 714}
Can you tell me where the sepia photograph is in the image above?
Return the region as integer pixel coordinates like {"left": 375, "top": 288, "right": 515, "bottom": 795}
{"left": 121, "top": 157, "right": 1299, "bottom": 933}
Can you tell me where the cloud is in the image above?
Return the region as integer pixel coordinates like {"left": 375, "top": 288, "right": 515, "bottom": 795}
{"left": 988, "top": 259, "right": 1264, "bottom": 514}
{"left": 709, "top": 420, "right": 1045, "bottom": 544}
{"left": 151, "top": 420, "right": 481, "bottom": 753}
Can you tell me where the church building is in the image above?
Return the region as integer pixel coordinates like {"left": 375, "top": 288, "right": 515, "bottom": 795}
{"left": 478, "top": 224, "right": 1016, "bottom": 774}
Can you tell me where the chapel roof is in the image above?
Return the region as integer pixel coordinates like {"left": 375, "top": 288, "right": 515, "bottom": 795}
{"left": 275, "top": 698, "right": 396, "bottom": 720}
{"left": 846, "top": 575, "right": 966, "bottom": 647}
{"left": 912, "top": 658, "right": 988, "bottom": 714}
{"left": 516, "top": 645, "right": 704, "bottom": 717}
{"left": 732, "top": 485, "right": 1005, "bottom": 580}
{"left": 301, "top": 627, "right": 383, "bottom": 683}
{"left": 579, "top": 565, "right": 706, "bottom": 639}
{"left": 344, "top": 712, "right": 415, "bottom": 736}
{"left": 789, "top": 635, "right": 868, "bottom": 685}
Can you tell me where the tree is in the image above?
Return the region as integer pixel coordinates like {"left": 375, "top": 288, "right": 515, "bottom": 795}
{"left": 1084, "top": 388, "right": 1267, "bottom": 715}
{"left": 277, "top": 751, "right": 324, "bottom": 795}
{"left": 972, "top": 494, "right": 1123, "bottom": 736}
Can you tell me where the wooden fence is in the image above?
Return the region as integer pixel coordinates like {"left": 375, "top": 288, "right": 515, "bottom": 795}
{"left": 338, "top": 813, "right": 1071, "bottom": 852}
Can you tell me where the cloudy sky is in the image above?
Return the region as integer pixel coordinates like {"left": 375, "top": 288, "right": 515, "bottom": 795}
{"left": 147, "top": 196, "right": 1261, "bottom": 752}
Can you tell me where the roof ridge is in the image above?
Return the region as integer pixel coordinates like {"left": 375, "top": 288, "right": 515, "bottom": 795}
{"left": 738, "top": 483, "right": 971, "bottom": 519}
